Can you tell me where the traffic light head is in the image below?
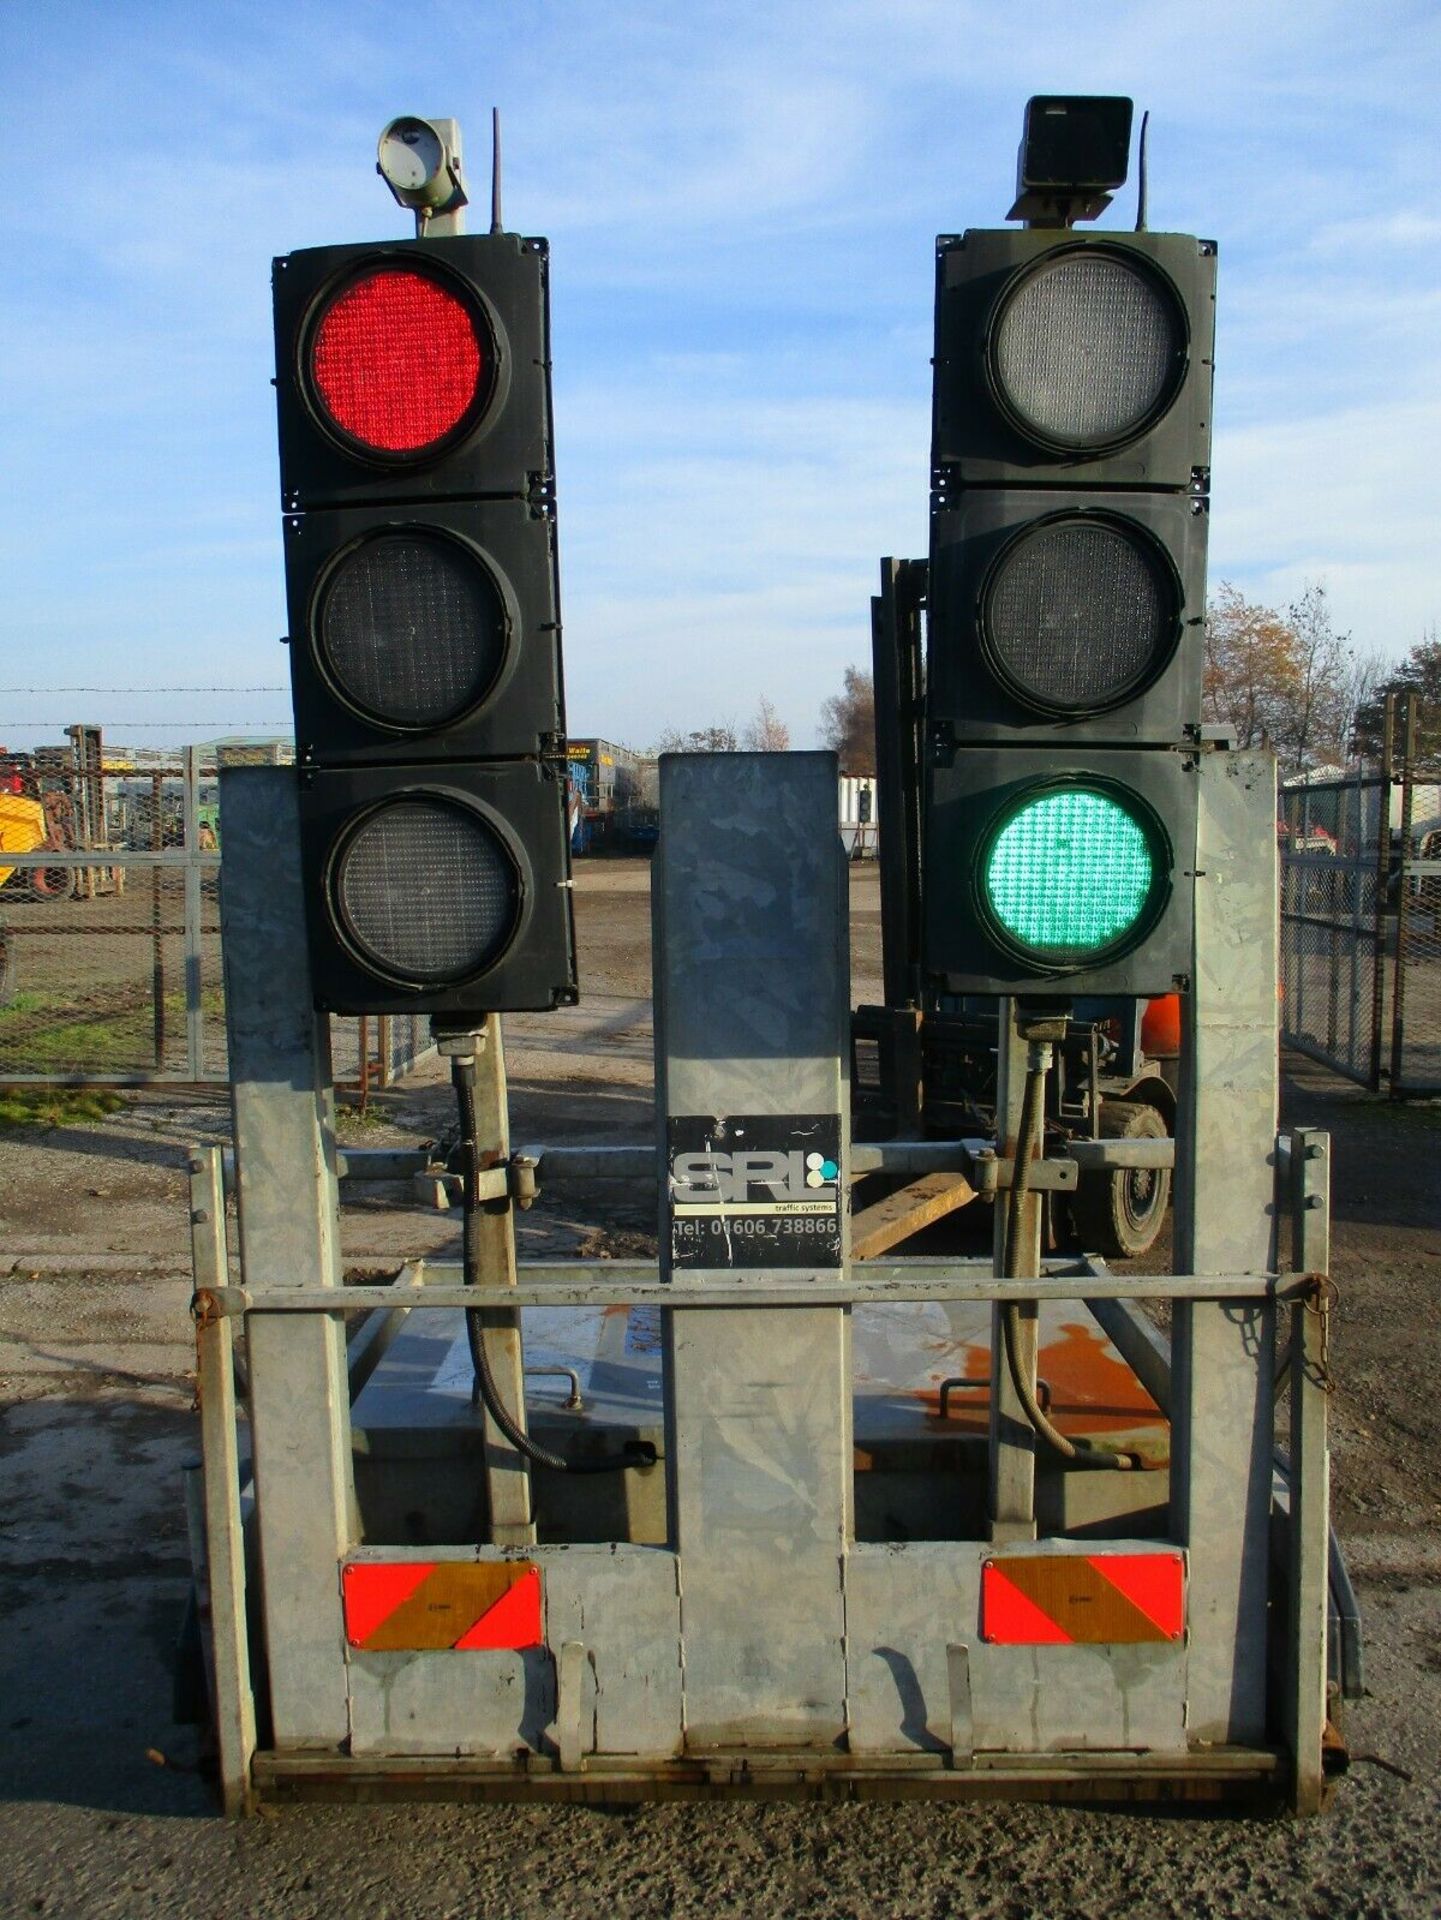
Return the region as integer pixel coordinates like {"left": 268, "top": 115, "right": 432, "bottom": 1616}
{"left": 933, "top": 230, "right": 1215, "bottom": 491}
{"left": 273, "top": 236, "right": 553, "bottom": 510}
{"left": 272, "top": 230, "right": 575, "bottom": 1016}
{"left": 298, "top": 762, "right": 576, "bottom": 1015}
{"left": 924, "top": 750, "right": 1195, "bottom": 997}
{"left": 922, "top": 222, "right": 1214, "bottom": 998}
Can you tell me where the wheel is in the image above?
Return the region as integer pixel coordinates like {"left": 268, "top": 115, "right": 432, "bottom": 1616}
{"left": 1070, "top": 1100, "right": 1170, "bottom": 1260}
{"left": 30, "top": 863, "right": 74, "bottom": 900}
{"left": 0, "top": 920, "right": 13, "bottom": 1007}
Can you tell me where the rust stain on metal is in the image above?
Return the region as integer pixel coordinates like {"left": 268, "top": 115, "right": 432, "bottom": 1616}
{"left": 917, "top": 1320, "right": 1166, "bottom": 1441}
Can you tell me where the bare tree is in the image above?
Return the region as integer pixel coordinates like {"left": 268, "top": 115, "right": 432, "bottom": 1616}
{"left": 1206, "top": 578, "right": 1388, "bottom": 772}
{"left": 652, "top": 723, "right": 740, "bottom": 755}
{"left": 1332, "top": 646, "right": 1388, "bottom": 768}
{"left": 1283, "top": 581, "right": 1360, "bottom": 774}
{"left": 742, "top": 697, "right": 790, "bottom": 752}
{"left": 818, "top": 667, "right": 876, "bottom": 775}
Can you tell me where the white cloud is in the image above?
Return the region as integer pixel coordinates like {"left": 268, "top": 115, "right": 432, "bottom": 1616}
{"left": 1214, "top": 392, "right": 1441, "bottom": 659}
{"left": 3, "top": 0, "right": 1440, "bottom": 749}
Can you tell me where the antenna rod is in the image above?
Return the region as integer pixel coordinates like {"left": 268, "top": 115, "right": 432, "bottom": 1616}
{"left": 490, "top": 107, "right": 504, "bottom": 234}
{"left": 1134, "top": 109, "right": 1150, "bottom": 231}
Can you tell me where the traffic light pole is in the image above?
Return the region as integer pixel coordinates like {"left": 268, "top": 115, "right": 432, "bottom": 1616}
{"left": 871, "top": 557, "right": 926, "bottom": 1016}
{"left": 869, "top": 557, "right": 927, "bottom": 1134}
{"left": 219, "top": 765, "right": 354, "bottom": 1748}
{"left": 988, "top": 1001, "right": 1038, "bottom": 1538}
{"left": 1171, "top": 744, "right": 1280, "bottom": 1748}
{"left": 435, "top": 1017, "right": 536, "bottom": 1548}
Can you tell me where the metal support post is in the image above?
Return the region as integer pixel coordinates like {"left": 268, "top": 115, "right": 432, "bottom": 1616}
{"left": 1368, "top": 696, "right": 1396, "bottom": 1092}
{"left": 1172, "top": 748, "right": 1278, "bottom": 1746}
{"left": 1388, "top": 695, "right": 1418, "bottom": 1094}
{"left": 219, "top": 766, "right": 354, "bottom": 1748}
{"left": 1288, "top": 1127, "right": 1331, "bottom": 1814}
{"left": 183, "top": 745, "right": 205, "bottom": 1080}
{"left": 988, "top": 1000, "right": 1037, "bottom": 1540}
{"left": 872, "top": 557, "right": 927, "bottom": 1015}
{"left": 438, "top": 1015, "right": 536, "bottom": 1547}
{"left": 190, "top": 1144, "right": 256, "bottom": 1813}
{"left": 655, "top": 752, "right": 852, "bottom": 1747}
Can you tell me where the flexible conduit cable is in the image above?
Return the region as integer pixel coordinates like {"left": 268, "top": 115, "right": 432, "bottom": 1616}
{"left": 1001, "top": 1043, "right": 1139, "bottom": 1472}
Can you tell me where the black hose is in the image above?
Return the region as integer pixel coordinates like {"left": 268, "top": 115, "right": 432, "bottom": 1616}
{"left": 1001, "top": 1050, "right": 1139, "bottom": 1472}
{"left": 455, "top": 1054, "right": 655, "bottom": 1477}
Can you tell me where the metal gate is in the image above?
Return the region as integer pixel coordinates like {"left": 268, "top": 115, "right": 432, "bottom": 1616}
{"left": 1389, "top": 698, "right": 1441, "bottom": 1095}
{"left": 1279, "top": 696, "right": 1441, "bottom": 1096}
{"left": 1279, "top": 774, "right": 1387, "bottom": 1087}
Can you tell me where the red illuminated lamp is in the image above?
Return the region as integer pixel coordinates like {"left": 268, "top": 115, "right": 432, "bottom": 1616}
{"left": 308, "top": 265, "right": 488, "bottom": 456}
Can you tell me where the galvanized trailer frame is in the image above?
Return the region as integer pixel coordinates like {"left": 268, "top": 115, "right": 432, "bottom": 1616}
{"left": 192, "top": 753, "right": 1335, "bottom": 1816}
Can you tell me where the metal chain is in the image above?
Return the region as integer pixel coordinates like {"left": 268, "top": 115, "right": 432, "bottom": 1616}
{"left": 189, "top": 1288, "right": 219, "bottom": 1411}
{"left": 1304, "top": 1275, "right": 1340, "bottom": 1395}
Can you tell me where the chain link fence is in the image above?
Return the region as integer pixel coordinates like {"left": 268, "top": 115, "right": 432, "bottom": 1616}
{"left": 0, "top": 744, "right": 430, "bottom": 1091}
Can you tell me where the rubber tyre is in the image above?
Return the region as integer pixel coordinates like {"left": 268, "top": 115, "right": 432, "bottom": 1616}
{"left": 1070, "top": 1100, "right": 1170, "bottom": 1261}
{"left": 30, "top": 864, "right": 74, "bottom": 900}
{"left": 0, "top": 921, "right": 13, "bottom": 1008}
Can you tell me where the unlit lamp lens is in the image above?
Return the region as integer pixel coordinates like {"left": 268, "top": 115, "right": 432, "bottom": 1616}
{"left": 333, "top": 797, "right": 518, "bottom": 986}
{"left": 991, "top": 250, "right": 1184, "bottom": 451}
{"left": 983, "top": 787, "right": 1159, "bottom": 960}
{"left": 982, "top": 513, "right": 1177, "bottom": 714}
{"left": 318, "top": 531, "right": 508, "bottom": 730}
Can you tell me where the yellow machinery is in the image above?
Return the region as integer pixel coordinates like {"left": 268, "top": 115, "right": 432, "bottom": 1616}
{"left": 0, "top": 789, "right": 50, "bottom": 893}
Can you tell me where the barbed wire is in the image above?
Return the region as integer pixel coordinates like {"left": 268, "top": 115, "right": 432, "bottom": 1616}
{"left": 0, "top": 686, "right": 287, "bottom": 694}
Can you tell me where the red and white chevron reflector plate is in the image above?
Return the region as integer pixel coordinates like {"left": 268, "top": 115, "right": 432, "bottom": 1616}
{"left": 981, "top": 1551, "right": 1185, "bottom": 1645}
{"left": 342, "top": 1562, "right": 543, "bottom": 1651}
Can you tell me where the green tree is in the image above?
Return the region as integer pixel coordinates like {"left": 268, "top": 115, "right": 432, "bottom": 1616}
{"left": 1352, "top": 628, "right": 1441, "bottom": 766}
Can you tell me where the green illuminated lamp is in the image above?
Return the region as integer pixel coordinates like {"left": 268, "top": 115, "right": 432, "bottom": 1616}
{"left": 981, "top": 784, "right": 1164, "bottom": 964}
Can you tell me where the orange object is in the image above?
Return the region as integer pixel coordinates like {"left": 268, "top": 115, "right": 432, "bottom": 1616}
{"left": 1140, "top": 992, "right": 1182, "bottom": 1057}
{"left": 342, "top": 1560, "right": 542, "bottom": 1651}
{"left": 981, "top": 1552, "right": 1185, "bottom": 1645}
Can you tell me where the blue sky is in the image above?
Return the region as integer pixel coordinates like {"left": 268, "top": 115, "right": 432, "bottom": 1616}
{"left": 2, "top": 0, "right": 1439, "bottom": 754}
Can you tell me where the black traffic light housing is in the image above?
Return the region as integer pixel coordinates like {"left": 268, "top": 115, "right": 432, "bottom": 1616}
{"left": 926, "top": 489, "right": 1208, "bottom": 746}
{"left": 923, "top": 746, "right": 1197, "bottom": 998}
{"left": 932, "top": 230, "right": 1216, "bottom": 492}
{"left": 296, "top": 761, "right": 575, "bottom": 1017}
{"left": 272, "top": 236, "right": 554, "bottom": 509}
{"left": 921, "top": 200, "right": 1215, "bottom": 999}
{"left": 273, "top": 229, "right": 576, "bottom": 1016}
{"left": 283, "top": 499, "right": 563, "bottom": 767}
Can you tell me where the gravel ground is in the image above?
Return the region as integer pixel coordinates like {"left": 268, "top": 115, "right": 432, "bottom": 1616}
{"left": 2, "top": 860, "right": 1440, "bottom": 1918}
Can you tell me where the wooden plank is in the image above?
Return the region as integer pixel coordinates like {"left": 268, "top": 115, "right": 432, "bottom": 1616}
{"left": 851, "top": 1171, "right": 977, "bottom": 1261}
